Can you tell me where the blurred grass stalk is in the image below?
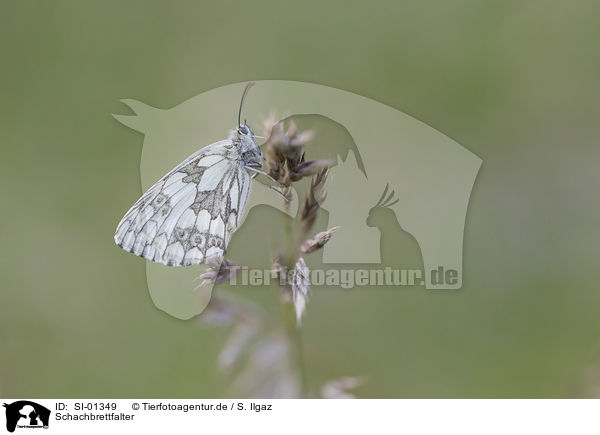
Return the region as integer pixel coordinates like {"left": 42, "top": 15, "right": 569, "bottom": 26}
{"left": 264, "top": 118, "right": 333, "bottom": 397}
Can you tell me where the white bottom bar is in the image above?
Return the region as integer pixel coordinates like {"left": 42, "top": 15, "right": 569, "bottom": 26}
{"left": 1, "top": 399, "right": 597, "bottom": 435}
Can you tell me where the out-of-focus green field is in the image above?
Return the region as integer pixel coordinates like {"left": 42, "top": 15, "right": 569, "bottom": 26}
{"left": 1, "top": 0, "right": 600, "bottom": 397}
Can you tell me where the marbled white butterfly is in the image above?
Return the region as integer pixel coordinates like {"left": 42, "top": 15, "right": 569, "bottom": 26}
{"left": 114, "top": 82, "right": 263, "bottom": 266}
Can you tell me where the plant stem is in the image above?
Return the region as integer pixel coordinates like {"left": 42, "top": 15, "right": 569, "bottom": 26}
{"left": 279, "top": 296, "right": 308, "bottom": 396}
{"left": 280, "top": 203, "right": 308, "bottom": 397}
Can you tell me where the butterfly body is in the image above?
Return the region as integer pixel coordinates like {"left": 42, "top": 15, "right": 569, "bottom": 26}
{"left": 114, "top": 125, "right": 262, "bottom": 266}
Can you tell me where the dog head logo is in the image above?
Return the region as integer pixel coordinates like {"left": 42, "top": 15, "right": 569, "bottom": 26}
{"left": 113, "top": 80, "right": 481, "bottom": 319}
{"left": 3, "top": 401, "right": 50, "bottom": 432}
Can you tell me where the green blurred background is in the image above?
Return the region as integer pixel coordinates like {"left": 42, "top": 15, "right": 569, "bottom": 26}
{"left": 1, "top": 0, "right": 600, "bottom": 398}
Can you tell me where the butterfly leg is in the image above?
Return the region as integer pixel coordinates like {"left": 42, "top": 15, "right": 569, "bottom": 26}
{"left": 250, "top": 173, "right": 290, "bottom": 202}
{"left": 245, "top": 166, "right": 277, "bottom": 183}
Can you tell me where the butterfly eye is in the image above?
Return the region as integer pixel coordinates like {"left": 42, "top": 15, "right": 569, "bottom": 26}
{"left": 238, "top": 126, "right": 248, "bottom": 135}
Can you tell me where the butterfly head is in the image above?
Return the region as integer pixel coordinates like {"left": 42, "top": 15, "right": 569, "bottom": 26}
{"left": 235, "top": 122, "right": 263, "bottom": 168}
{"left": 234, "top": 82, "right": 262, "bottom": 168}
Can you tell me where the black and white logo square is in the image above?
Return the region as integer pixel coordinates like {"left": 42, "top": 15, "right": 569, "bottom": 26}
{"left": 3, "top": 401, "right": 50, "bottom": 433}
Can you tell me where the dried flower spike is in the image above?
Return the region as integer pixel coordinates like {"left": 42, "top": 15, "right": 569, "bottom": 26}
{"left": 289, "top": 159, "right": 331, "bottom": 182}
{"left": 218, "top": 323, "right": 259, "bottom": 372}
{"left": 271, "top": 254, "right": 288, "bottom": 281}
{"left": 301, "top": 226, "right": 341, "bottom": 254}
{"left": 291, "top": 257, "right": 310, "bottom": 324}
{"left": 264, "top": 119, "right": 315, "bottom": 184}
{"left": 197, "top": 257, "right": 240, "bottom": 287}
{"left": 200, "top": 290, "right": 264, "bottom": 328}
{"left": 300, "top": 169, "right": 328, "bottom": 232}
{"left": 321, "top": 377, "right": 365, "bottom": 399}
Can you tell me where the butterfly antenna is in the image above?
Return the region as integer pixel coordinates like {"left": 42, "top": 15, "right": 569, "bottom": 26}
{"left": 238, "top": 81, "right": 255, "bottom": 127}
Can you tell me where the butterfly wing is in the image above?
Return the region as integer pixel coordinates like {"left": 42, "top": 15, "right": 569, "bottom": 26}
{"left": 114, "top": 140, "right": 252, "bottom": 266}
